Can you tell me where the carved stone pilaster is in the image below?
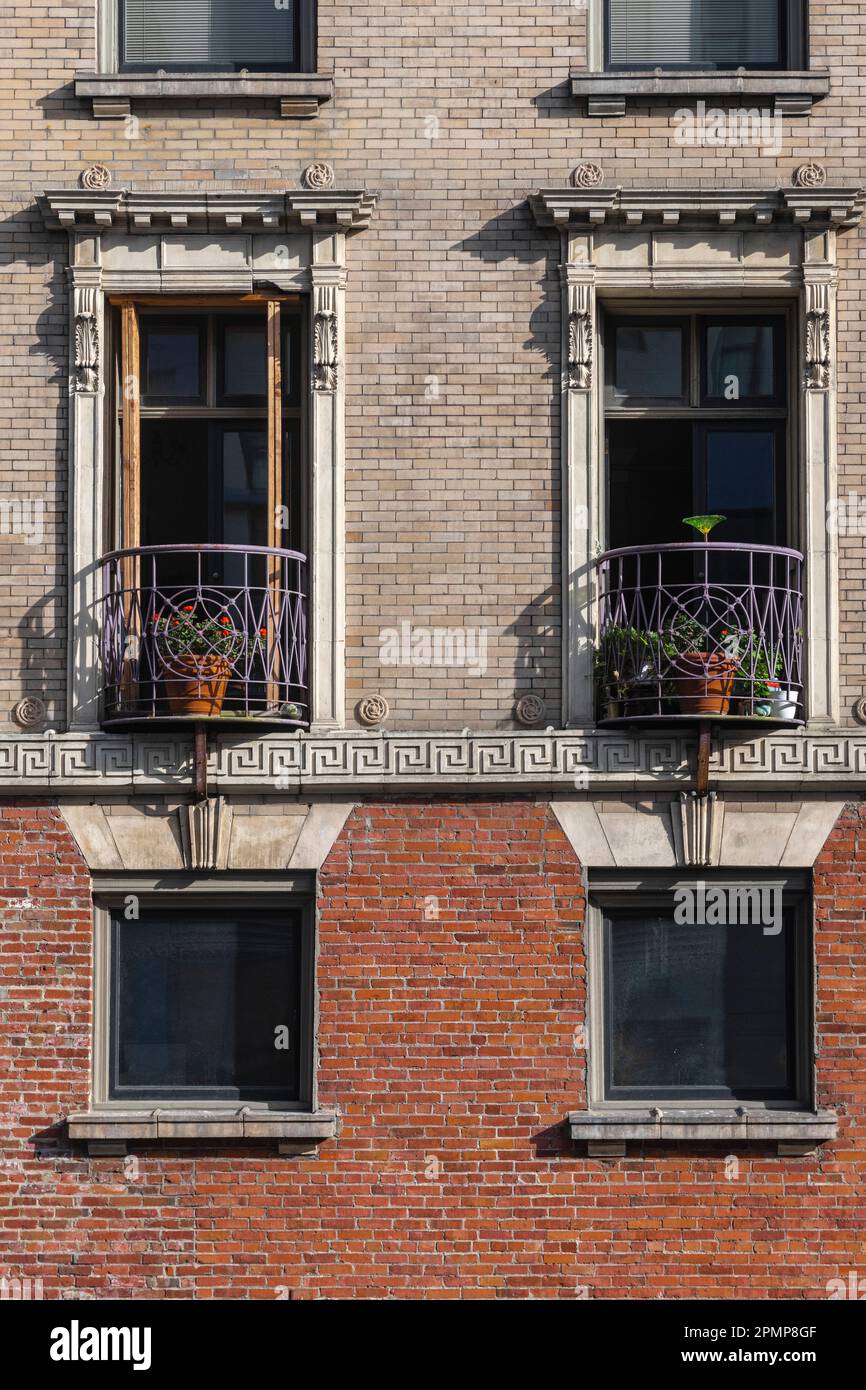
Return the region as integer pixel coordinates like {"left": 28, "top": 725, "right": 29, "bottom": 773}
{"left": 567, "top": 282, "right": 593, "bottom": 391}
{"left": 804, "top": 281, "right": 831, "bottom": 391}
{"left": 313, "top": 284, "right": 338, "bottom": 392}
{"left": 178, "top": 797, "right": 232, "bottom": 871}
{"left": 74, "top": 286, "right": 100, "bottom": 394}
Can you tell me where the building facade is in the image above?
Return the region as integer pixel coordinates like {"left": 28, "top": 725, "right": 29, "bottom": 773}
{"left": 1, "top": 0, "right": 865, "bottom": 1299}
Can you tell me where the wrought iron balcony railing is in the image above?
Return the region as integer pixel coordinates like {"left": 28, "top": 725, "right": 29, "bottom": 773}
{"left": 594, "top": 542, "right": 804, "bottom": 725}
{"left": 100, "top": 544, "right": 308, "bottom": 726}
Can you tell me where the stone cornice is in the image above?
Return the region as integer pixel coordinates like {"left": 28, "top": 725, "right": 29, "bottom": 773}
{"left": 530, "top": 186, "right": 866, "bottom": 231}
{"left": 1, "top": 731, "right": 866, "bottom": 794}
{"left": 39, "top": 187, "right": 378, "bottom": 234}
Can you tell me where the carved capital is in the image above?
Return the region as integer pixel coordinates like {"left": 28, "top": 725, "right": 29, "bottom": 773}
{"left": 804, "top": 281, "right": 831, "bottom": 391}
{"left": 312, "top": 283, "right": 338, "bottom": 392}
{"left": 73, "top": 285, "right": 100, "bottom": 394}
{"left": 567, "top": 282, "right": 593, "bottom": 391}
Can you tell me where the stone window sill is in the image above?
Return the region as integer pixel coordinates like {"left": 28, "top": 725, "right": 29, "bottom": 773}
{"left": 568, "top": 1109, "right": 837, "bottom": 1157}
{"left": 74, "top": 72, "right": 334, "bottom": 120}
{"left": 68, "top": 1108, "right": 338, "bottom": 1155}
{"left": 570, "top": 71, "right": 830, "bottom": 117}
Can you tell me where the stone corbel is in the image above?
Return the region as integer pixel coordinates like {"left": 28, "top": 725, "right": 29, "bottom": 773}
{"left": 671, "top": 792, "right": 724, "bottom": 868}
{"left": 567, "top": 282, "right": 593, "bottom": 391}
{"left": 804, "top": 281, "right": 831, "bottom": 391}
{"left": 178, "top": 797, "right": 232, "bottom": 871}
{"left": 312, "top": 283, "right": 339, "bottom": 393}
{"left": 73, "top": 285, "right": 100, "bottom": 393}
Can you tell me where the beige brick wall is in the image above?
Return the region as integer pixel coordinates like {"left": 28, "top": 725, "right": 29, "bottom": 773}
{"left": 0, "top": 2, "right": 864, "bottom": 730}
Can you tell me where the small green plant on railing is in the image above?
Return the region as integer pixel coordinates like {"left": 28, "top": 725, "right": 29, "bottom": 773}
{"left": 153, "top": 606, "right": 245, "bottom": 660}
{"left": 682, "top": 514, "right": 726, "bottom": 538}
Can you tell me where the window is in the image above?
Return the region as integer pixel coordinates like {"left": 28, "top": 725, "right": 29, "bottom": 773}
{"left": 107, "top": 902, "right": 313, "bottom": 1103}
{"left": 102, "top": 297, "right": 308, "bottom": 725}
{"left": 604, "top": 311, "right": 790, "bottom": 550}
{"left": 604, "top": 0, "right": 805, "bottom": 72}
{"left": 589, "top": 878, "right": 812, "bottom": 1106}
{"left": 120, "top": 0, "right": 303, "bottom": 72}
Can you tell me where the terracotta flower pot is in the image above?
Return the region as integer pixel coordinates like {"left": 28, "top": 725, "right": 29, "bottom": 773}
{"left": 163, "top": 653, "right": 232, "bottom": 717}
{"left": 673, "top": 651, "right": 738, "bottom": 716}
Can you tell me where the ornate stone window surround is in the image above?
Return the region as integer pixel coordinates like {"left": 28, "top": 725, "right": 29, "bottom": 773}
{"left": 78, "top": 1, "right": 330, "bottom": 118}
{"left": 576, "top": 1, "right": 827, "bottom": 116}
{"left": 530, "top": 184, "right": 866, "bottom": 731}
{"left": 39, "top": 185, "right": 378, "bottom": 734}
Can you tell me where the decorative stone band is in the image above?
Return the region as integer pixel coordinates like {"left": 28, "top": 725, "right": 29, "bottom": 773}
{"left": 530, "top": 185, "right": 866, "bottom": 231}
{"left": 67, "top": 1109, "right": 338, "bottom": 1156}
{"left": 568, "top": 1110, "right": 838, "bottom": 1159}
{"left": 39, "top": 186, "right": 377, "bottom": 234}
{"left": 4, "top": 732, "right": 866, "bottom": 793}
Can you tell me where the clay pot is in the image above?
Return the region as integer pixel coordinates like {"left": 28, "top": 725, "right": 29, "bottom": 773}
{"left": 164, "top": 654, "right": 231, "bottom": 717}
{"left": 673, "top": 652, "right": 738, "bottom": 716}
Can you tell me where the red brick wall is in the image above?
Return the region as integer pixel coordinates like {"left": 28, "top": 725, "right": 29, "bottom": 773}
{"left": 0, "top": 799, "right": 864, "bottom": 1299}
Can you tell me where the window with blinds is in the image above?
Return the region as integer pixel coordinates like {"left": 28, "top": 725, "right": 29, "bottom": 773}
{"left": 606, "top": 0, "right": 784, "bottom": 70}
{"left": 121, "top": 0, "right": 299, "bottom": 70}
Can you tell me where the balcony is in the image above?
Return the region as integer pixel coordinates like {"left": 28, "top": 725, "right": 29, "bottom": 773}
{"left": 594, "top": 543, "right": 804, "bottom": 727}
{"left": 99, "top": 544, "right": 308, "bottom": 727}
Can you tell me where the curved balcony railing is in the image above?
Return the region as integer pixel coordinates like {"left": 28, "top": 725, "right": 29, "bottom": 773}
{"left": 100, "top": 544, "right": 308, "bottom": 726}
{"left": 594, "top": 542, "right": 804, "bottom": 724}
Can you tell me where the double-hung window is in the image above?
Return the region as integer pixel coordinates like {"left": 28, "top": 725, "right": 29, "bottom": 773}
{"left": 119, "top": 0, "right": 305, "bottom": 72}
{"left": 588, "top": 876, "right": 812, "bottom": 1107}
{"left": 604, "top": 1, "right": 805, "bottom": 72}
{"left": 104, "top": 900, "right": 314, "bottom": 1105}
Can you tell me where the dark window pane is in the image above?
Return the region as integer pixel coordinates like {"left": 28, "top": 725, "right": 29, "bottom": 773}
{"left": 608, "top": 419, "right": 693, "bottom": 550}
{"left": 123, "top": 0, "right": 297, "bottom": 69}
{"left": 282, "top": 314, "right": 303, "bottom": 406}
{"left": 112, "top": 910, "right": 302, "bottom": 1099}
{"left": 607, "top": 0, "right": 781, "bottom": 70}
{"left": 221, "top": 428, "right": 268, "bottom": 547}
{"left": 612, "top": 324, "right": 685, "bottom": 401}
{"left": 142, "top": 320, "right": 203, "bottom": 402}
{"left": 219, "top": 318, "right": 267, "bottom": 402}
{"left": 704, "top": 427, "right": 779, "bottom": 546}
{"left": 605, "top": 909, "right": 796, "bottom": 1099}
{"left": 705, "top": 322, "right": 779, "bottom": 401}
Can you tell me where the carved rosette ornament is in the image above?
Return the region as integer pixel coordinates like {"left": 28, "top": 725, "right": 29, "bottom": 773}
{"left": 515, "top": 694, "right": 545, "bottom": 726}
{"left": 302, "top": 162, "right": 335, "bottom": 190}
{"left": 12, "top": 696, "right": 47, "bottom": 729}
{"left": 793, "top": 162, "right": 827, "bottom": 189}
{"left": 74, "top": 286, "right": 100, "bottom": 394}
{"left": 80, "top": 164, "right": 112, "bottom": 191}
{"left": 804, "top": 282, "right": 831, "bottom": 391}
{"left": 357, "top": 695, "right": 389, "bottom": 727}
{"left": 567, "top": 283, "right": 593, "bottom": 391}
{"left": 313, "top": 284, "right": 339, "bottom": 392}
{"left": 571, "top": 162, "right": 604, "bottom": 189}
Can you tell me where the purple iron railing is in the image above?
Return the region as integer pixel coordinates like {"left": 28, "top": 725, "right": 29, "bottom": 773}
{"left": 99, "top": 544, "right": 308, "bottom": 725}
{"left": 594, "top": 542, "right": 804, "bottom": 723}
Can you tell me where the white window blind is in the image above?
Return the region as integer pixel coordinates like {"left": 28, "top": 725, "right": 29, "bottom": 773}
{"left": 607, "top": 0, "right": 782, "bottom": 68}
{"left": 122, "top": 0, "right": 297, "bottom": 68}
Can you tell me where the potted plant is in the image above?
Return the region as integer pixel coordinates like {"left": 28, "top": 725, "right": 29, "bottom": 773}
{"left": 153, "top": 606, "right": 244, "bottom": 717}
{"left": 595, "top": 625, "right": 665, "bottom": 719}
{"left": 667, "top": 611, "right": 738, "bottom": 716}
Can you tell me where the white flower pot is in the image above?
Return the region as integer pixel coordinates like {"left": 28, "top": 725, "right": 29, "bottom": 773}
{"left": 769, "top": 689, "right": 799, "bottom": 720}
